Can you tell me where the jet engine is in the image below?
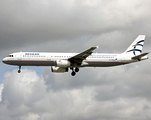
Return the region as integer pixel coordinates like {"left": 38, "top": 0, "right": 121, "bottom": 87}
{"left": 51, "top": 66, "right": 68, "bottom": 73}
{"left": 56, "top": 60, "right": 71, "bottom": 67}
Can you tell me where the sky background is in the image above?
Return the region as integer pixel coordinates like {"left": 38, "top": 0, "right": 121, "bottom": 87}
{"left": 0, "top": 0, "right": 151, "bottom": 120}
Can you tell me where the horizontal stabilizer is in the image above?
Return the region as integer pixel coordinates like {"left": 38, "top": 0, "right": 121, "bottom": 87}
{"left": 132, "top": 52, "right": 149, "bottom": 59}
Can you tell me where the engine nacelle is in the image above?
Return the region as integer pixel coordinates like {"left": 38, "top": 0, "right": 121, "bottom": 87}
{"left": 51, "top": 66, "right": 68, "bottom": 73}
{"left": 56, "top": 60, "right": 71, "bottom": 67}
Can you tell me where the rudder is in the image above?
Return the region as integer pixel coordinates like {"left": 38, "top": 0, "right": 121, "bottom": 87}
{"left": 124, "top": 35, "right": 145, "bottom": 56}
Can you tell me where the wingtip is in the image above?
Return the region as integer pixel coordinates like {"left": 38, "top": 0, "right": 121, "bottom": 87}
{"left": 96, "top": 46, "right": 99, "bottom": 49}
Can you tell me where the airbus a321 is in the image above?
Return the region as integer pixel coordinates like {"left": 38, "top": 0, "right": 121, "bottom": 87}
{"left": 2, "top": 35, "right": 149, "bottom": 76}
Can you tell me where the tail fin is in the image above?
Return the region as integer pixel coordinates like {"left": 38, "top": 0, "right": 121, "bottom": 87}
{"left": 124, "top": 35, "right": 145, "bottom": 56}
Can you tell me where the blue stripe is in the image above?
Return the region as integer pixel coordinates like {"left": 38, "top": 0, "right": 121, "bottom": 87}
{"left": 137, "top": 40, "right": 144, "bottom": 44}
{"left": 127, "top": 49, "right": 142, "bottom": 53}
{"left": 126, "top": 40, "right": 144, "bottom": 55}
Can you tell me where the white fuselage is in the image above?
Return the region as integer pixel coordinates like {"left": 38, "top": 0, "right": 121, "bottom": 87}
{"left": 2, "top": 52, "right": 136, "bottom": 67}
{"left": 2, "top": 35, "right": 149, "bottom": 76}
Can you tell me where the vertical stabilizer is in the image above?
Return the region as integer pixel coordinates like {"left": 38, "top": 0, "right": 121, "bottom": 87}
{"left": 124, "top": 35, "right": 145, "bottom": 56}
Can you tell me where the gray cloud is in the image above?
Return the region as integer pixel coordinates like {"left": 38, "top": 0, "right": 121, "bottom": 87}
{"left": 1, "top": 0, "right": 151, "bottom": 53}
{"left": 1, "top": 66, "right": 151, "bottom": 120}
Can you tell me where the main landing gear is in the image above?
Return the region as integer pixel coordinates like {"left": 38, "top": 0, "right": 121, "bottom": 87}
{"left": 71, "top": 67, "right": 79, "bottom": 76}
{"left": 18, "top": 66, "right": 21, "bottom": 73}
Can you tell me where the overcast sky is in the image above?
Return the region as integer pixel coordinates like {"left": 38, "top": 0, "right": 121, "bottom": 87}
{"left": 0, "top": 0, "right": 151, "bottom": 120}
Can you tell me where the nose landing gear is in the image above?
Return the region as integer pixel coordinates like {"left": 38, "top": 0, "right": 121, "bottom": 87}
{"left": 18, "top": 66, "right": 21, "bottom": 73}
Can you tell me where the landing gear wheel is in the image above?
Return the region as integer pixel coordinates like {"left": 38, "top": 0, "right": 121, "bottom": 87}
{"left": 71, "top": 71, "right": 76, "bottom": 76}
{"left": 75, "top": 67, "right": 79, "bottom": 72}
{"left": 18, "top": 69, "right": 21, "bottom": 73}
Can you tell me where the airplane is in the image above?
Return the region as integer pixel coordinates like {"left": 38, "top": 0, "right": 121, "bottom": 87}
{"left": 2, "top": 35, "right": 149, "bottom": 76}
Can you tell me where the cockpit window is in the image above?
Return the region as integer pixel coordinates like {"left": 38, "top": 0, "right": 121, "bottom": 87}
{"left": 7, "top": 55, "right": 13, "bottom": 57}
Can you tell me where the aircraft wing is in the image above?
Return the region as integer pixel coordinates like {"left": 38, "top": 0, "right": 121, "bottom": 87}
{"left": 132, "top": 52, "right": 149, "bottom": 59}
{"left": 68, "top": 46, "right": 98, "bottom": 64}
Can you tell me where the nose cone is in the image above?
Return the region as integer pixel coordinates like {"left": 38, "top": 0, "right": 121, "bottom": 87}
{"left": 2, "top": 57, "right": 7, "bottom": 64}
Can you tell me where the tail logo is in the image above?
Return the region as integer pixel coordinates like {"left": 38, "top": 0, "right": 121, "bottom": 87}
{"left": 126, "top": 40, "right": 144, "bottom": 55}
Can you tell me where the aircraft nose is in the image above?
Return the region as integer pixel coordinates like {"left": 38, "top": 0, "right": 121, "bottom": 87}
{"left": 2, "top": 57, "right": 7, "bottom": 63}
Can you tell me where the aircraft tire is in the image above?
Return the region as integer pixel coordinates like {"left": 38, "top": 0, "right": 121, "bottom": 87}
{"left": 75, "top": 67, "right": 79, "bottom": 72}
{"left": 18, "top": 70, "right": 21, "bottom": 73}
{"left": 71, "top": 71, "right": 76, "bottom": 76}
